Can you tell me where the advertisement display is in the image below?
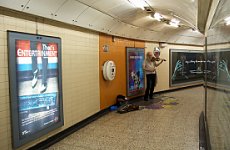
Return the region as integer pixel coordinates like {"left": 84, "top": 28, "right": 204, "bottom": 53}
{"left": 126, "top": 47, "right": 145, "bottom": 96}
{"left": 207, "top": 49, "right": 230, "bottom": 86}
{"left": 170, "top": 49, "right": 205, "bottom": 86}
{"left": 8, "top": 31, "right": 64, "bottom": 148}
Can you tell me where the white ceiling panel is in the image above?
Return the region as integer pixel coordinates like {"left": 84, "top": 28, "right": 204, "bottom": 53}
{"left": 111, "top": 23, "right": 129, "bottom": 37}
{"left": 147, "top": 0, "right": 197, "bottom": 27}
{"left": 166, "top": 28, "right": 203, "bottom": 38}
{"left": 109, "top": 21, "right": 126, "bottom": 35}
{"left": 53, "top": 0, "right": 88, "bottom": 24}
{"left": 210, "top": 0, "right": 230, "bottom": 28}
{"left": 139, "top": 21, "right": 167, "bottom": 32}
{"left": 86, "top": 0, "right": 127, "bottom": 13}
{"left": 0, "top": 0, "right": 206, "bottom": 45}
{"left": 79, "top": 0, "right": 198, "bottom": 30}
{"left": 90, "top": 16, "right": 117, "bottom": 33}
{"left": 106, "top": 2, "right": 140, "bottom": 19}
{"left": 0, "top": 0, "right": 29, "bottom": 11}
{"left": 76, "top": 0, "right": 98, "bottom": 6}
{"left": 125, "top": 14, "right": 154, "bottom": 28}
{"left": 80, "top": 0, "right": 199, "bottom": 38}
{"left": 23, "top": 0, "right": 67, "bottom": 19}
{"left": 125, "top": 25, "right": 142, "bottom": 37}
{"left": 75, "top": 7, "right": 103, "bottom": 26}
{"left": 175, "top": 35, "right": 204, "bottom": 45}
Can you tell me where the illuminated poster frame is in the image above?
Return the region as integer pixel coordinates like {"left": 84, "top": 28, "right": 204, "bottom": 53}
{"left": 207, "top": 49, "right": 230, "bottom": 86}
{"left": 8, "top": 31, "right": 64, "bottom": 148}
{"left": 170, "top": 49, "right": 205, "bottom": 87}
{"left": 126, "top": 47, "right": 145, "bottom": 97}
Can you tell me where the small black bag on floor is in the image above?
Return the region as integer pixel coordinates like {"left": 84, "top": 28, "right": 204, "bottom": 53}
{"left": 116, "top": 95, "right": 139, "bottom": 114}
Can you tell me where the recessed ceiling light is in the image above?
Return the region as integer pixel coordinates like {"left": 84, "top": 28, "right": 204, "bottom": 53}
{"left": 169, "top": 18, "right": 180, "bottom": 27}
{"left": 128, "top": 0, "right": 147, "bottom": 10}
{"left": 153, "top": 12, "right": 163, "bottom": 21}
{"left": 224, "top": 16, "right": 230, "bottom": 25}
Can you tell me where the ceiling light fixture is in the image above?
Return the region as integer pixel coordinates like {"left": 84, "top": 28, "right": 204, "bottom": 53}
{"left": 169, "top": 18, "right": 180, "bottom": 27}
{"left": 128, "top": 0, "right": 148, "bottom": 10}
{"left": 224, "top": 16, "right": 230, "bottom": 25}
{"left": 152, "top": 12, "right": 163, "bottom": 21}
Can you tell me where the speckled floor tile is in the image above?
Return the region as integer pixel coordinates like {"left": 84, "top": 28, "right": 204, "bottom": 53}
{"left": 48, "top": 87, "right": 204, "bottom": 150}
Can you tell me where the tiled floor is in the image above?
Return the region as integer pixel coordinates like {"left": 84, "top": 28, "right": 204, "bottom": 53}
{"left": 48, "top": 86, "right": 204, "bottom": 150}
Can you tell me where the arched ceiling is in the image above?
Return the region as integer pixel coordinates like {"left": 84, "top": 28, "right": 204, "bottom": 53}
{"left": 206, "top": 0, "right": 230, "bottom": 44}
{"left": 210, "top": 0, "right": 230, "bottom": 28}
{"left": 0, "top": 0, "right": 205, "bottom": 45}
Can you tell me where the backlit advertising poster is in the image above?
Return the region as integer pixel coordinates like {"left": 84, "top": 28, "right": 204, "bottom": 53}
{"left": 126, "top": 47, "right": 145, "bottom": 96}
{"left": 170, "top": 49, "right": 205, "bottom": 86}
{"left": 207, "top": 49, "right": 230, "bottom": 86}
{"left": 8, "top": 31, "right": 64, "bottom": 148}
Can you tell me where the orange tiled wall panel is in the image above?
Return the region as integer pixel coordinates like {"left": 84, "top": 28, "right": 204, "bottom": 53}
{"left": 99, "top": 34, "right": 145, "bottom": 109}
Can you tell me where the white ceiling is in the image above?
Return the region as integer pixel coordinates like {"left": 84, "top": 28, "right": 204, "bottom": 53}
{"left": 0, "top": 0, "right": 207, "bottom": 45}
{"left": 206, "top": 0, "right": 230, "bottom": 44}
{"left": 210, "top": 0, "right": 230, "bottom": 28}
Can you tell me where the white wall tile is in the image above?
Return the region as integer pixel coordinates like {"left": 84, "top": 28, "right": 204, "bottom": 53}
{"left": 0, "top": 13, "right": 100, "bottom": 150}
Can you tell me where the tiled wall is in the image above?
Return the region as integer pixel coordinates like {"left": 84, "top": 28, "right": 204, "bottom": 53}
{"left": 0, "top": 11, "right": 100, "bottom": 150}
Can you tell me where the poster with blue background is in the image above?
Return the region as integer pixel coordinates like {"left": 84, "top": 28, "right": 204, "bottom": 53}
{"left": 8, "top": 31, "right": 64, "bottom": 148}
{"left": 126, "top": 47, "right": 145, "bottom": 96}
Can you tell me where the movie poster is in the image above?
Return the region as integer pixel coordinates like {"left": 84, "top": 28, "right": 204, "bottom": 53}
{"left": 126, "top": 47, "right": 145, "bottom": 96}
{"left": 8, "top": 31, "right": 64, "bottom": 148}
{"left": 207, "top": 49, "right": 230, "bottom": 86}
{"left": 170, "top": 49, "right": 205, "bottom": 86}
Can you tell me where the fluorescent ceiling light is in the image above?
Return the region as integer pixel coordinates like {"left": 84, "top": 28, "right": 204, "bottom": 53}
{"left": 224, "top": 16, "right": 230, "bottom": 21}
{"left": 169, "top": 18, "right": 180, "bottom": 27}
{"left": 226, "top": 21, "right": 230, "bottom": 26}
{"left": 128, "top": 0, "right": 147, "bottom": 10}
{"left": 224, "top": 16, "right": 230, "bottom": 25}
{"left": 153, "top": 12, "right": 163, "bottom": 21}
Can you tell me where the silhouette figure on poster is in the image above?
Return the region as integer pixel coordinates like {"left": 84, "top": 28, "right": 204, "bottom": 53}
{"left": 31, "top": 41, "right": 48, "bottom": 93}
